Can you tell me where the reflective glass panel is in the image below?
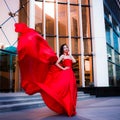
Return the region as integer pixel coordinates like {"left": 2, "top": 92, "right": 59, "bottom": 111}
{"left": 70, "top": 0, "right": 78, "bottom": 4}
{"left": 45, "top": 2, "right": 56, "bottom": 35}
{"left": 73, "top": 56, "right": 82, "bottom": 87}
{"left": 46, "top": 37, "right": 56, "bottom": 52}
{"left": 58, "top": 3, "right": 68, "bottom": 36}
{"left": 58, "top": 0, "right": 67, "bottom": 2}
{"left": 81, "top": 0, "right": 89, "bottom": 5}
{"left": 71, "top": 38, "right": 80, "bottom": 54}
{"left": 108, "top": 62, "right": 114, "bottom": 86}
{"left": 83, "top": 39, "right": 92, "bottom": 54}
{"left": 59, "top": 38, "right": 68, "bottom": 47}
{"left": 105, "top": 24, "right": 111, "bottom": 45}
{"left": 70, "top": 5, "right": 80, "bottom": 37}
{"left": 82, "top": 7, "right": 91, "bottom": 37}
{"left": 35, "top": 1, "right": 43, "bottom": 34}
{"left": 112, "top": 18, "right": 118, "bottom": 32}
{"left": 114, "top": 51, "right": 119, "bottom": 65}
{"left": 116, "top": 66, "right": 120, "bottom": 86}
{"left": 0, "top": 51, "right": 16, "bottom": 92}
{"left": 104, "top": 6, "right": 110, "bottom": 19}
{"left": 113, "top": 31, "right": 119, "bottom": 51}
{"left": 84, "top": 56, "right": 93, "bottom": 86}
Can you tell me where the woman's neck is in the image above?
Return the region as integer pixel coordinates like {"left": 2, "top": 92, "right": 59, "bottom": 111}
{"left": 64, "top": 52, "right": 69, "bottom": 56}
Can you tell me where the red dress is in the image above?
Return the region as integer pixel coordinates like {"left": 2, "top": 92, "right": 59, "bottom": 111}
{"left": 40, "top": 59, "right": 77, "bottom": 116}
{"left": 15, "top": 23, "right": 77, "bottom": 116}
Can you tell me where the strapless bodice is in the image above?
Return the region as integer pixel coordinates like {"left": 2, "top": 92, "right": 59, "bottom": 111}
{"left": 62, "top": 59, "right": 72, "bottom": 67}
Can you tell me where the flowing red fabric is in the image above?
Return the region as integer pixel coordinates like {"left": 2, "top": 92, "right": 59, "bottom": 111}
{"left": 15, "top": 23, "right": 77, "bottom": 116}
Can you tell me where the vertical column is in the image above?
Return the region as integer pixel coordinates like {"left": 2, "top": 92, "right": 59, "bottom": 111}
{"left": 78, "top": 0, "right": 85, "bottom": 87}
{"left": 56, "top": 0, "right": 59, "bottom": 56}
{"left": 67, "top": 0, "right": 72, "bottom": 54}
{"left": 29, "top": 0, "right": 35, "bottom": 28}
{"left": 90, "top": 0, "right": 109, "bottom": 86}
{"left": 43, "top": 1, "right": 46, "bottom": 39}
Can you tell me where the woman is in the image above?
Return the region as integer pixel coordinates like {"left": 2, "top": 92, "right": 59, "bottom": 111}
{"left": 56, "top": 44, "right": 76, "bottom": 70}
{"left": 40, "top": 44, "right": 77, "bottom": 116}
{"left": 15, "top": 23, "right": 77, "bottom": 117}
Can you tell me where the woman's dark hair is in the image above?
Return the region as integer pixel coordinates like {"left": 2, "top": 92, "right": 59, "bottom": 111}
{"left": 59, "top": 43, "right": 67, "bottom": 56}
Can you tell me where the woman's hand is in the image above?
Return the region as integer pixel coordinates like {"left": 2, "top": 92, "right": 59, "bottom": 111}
{"left": 70, "top": 55, "right": 76, "bottom": 63}
{"left": 63, "top": 66, "right": 70, "bottom": 70}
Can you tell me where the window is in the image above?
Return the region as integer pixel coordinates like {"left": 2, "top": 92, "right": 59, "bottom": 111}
{"left": 35, "top": 0, "right": 93, "bottom": 87}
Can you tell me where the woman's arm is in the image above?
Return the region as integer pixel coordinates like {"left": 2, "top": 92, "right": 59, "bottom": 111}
{"left": 55, "top": 55, "right": 65, "bottom": 70}
{"left": 55, "top": 55, "right": 70, "bottom": 70}
{"left": 70, "top": 55, "right": 76, "bottom": 63}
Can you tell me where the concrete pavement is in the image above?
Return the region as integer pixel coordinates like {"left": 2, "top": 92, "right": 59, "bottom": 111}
{"left": 0, "top": 97, "right": 120, "bottom": 120}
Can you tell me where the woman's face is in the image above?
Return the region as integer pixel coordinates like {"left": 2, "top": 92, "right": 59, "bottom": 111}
{"left": 63, "top": 45, "right": 69, "bottom": 54}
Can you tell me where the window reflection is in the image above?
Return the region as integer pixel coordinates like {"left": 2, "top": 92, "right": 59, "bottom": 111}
{"left": 70, "top": 5, "right": 80, "bottom": 37}
{"left": 112, "top": 18, "right": 118, "bottom": 31}
{"left": 113, "top": 31, "right": 119, "bottom": 51}
{"left": 84, "top": 39, "right": 92, "bottom": 54}
{"left": 59, "top": 38, "right": 68, "bottom": 48}
{"left": 45, "top": 2, "right": 56, "bottom": 35}
{"left": 73, "top": 56, "right": 82, "bottom": 87}
{"left": 105, "top": 24, "right": 111, "bottom": 45}
{"left": 71, "top": 38, "right": 80, "bottom": 54}
{"left": 104, "top": 6, "right": 110, "bottom": 19}
{"left": 45, "top": 2, "right": 55, "bottom": 19}
{"left": 35, "top": 1, "right": 43, "bottom": 34}
{"left": 105, "top": 5, "right": 120, "bottom": 87}
{"left": 81, "top": 0, "right": 89, "bottom": 5}
{"left": 58, "top": 3, "right": 68, "bottom": 36}
{"left": 116, "top": 66, "right": 120, "bottom": 86}
{"left": 35, "top": 0, "right": 93, "bottom": 87}
{"left": 84, "top": 56, "right": 93, "bottom": 87}
{"left": 108, "top": 62, "right": 114, "bottom": 86}
{"left": 46, "top": 37, "right": 56, "bottom": 51}
{"left": 58, "top": 0, "right": 67, "bottom": 2}
{"left": 70, "top": 0, "right": 78, "bottom": 4}
{"left": 82, "top": 7, "right": 91, "bottom": 38}
{"left": 0, "top": 51, "right": 16, "bottom": 92}
{"left": 115, "top": 51, "right": 119, "bottom": 65}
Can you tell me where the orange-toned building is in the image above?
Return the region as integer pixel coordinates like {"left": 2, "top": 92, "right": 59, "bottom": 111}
{"left": 0, "top": 0, "right": 120, "bottom": 95}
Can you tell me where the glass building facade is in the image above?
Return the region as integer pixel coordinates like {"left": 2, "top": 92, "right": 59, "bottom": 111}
{"left": 104, "top": 0, "right": 120, "bottom": 86}
{"left": 0, "top": 0, "right": 120, "bottom": 92}
{"left": 34, "top": 0, "right": 93, "bottom": 88}
{"left": 0, "top": 50, "right": 17, "bottom": 92}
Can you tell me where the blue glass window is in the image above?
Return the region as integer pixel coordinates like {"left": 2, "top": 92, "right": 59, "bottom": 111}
{"left": 105, "top": 24, "right": 111, "bottom": 45}
{"left": 113, "top": 31, "right": 119, "bottom": 51}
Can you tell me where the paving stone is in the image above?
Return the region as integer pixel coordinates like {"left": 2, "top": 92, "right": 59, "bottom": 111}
{"left": 0, "top": 97, "right": 120, "bottom": 120}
